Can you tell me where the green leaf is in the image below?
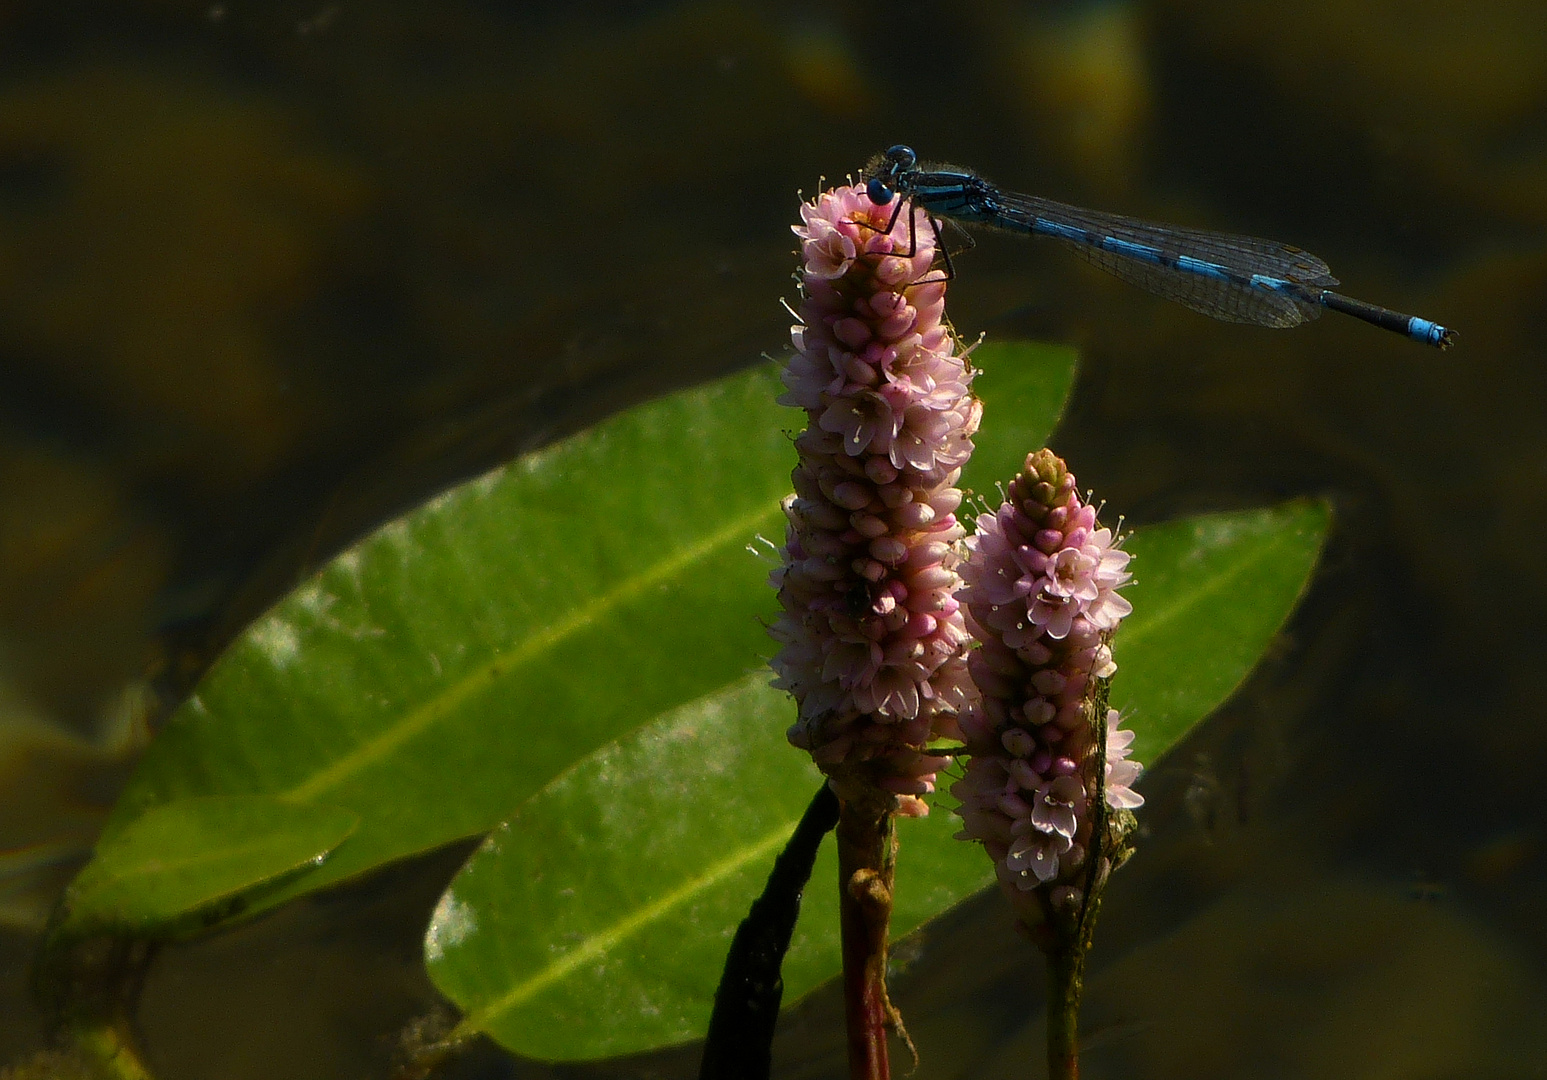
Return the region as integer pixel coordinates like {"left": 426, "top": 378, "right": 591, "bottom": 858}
{"left": 99, "top": 345, "right": 1079, "bottom": 922}
{"left": 426, "top": 502, "right": 1329, "bottom": 1061}
{"left": 425, "top": 675, "right": 818, "bottom": 1061}
{"left": 1111, "top": 499, "right": 1331, "bottom": 765}
{"left": 961, "top": 340, "right": 1079, "bottom": 496}
{"left": 58, "top": 796, "right": 358, "bottom": 940}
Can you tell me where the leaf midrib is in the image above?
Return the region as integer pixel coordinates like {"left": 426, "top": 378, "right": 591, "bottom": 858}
{"left": 454, "top": 818, "right": 795, "bottom": 1035}
{"left": 283, "top": 501, "right": 784, "bottom": 802}
{"left": 83, "top": 834, "right": 327, "bottom": 890}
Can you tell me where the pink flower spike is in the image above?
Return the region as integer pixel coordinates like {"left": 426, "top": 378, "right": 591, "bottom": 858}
{"left": 950, "top": 449, "right": 1140, "bottom": 934}
{"left": 771, "top": 182, "right": 979, "bottom": 817}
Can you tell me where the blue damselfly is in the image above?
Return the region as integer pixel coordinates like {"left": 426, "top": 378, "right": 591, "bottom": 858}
{"left": 862, "top": 145, "right": 1454, "bottom": 349}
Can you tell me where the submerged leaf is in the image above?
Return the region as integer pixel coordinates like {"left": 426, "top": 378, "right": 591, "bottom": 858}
{"left": 59, "top": 796, "right": 358, "bottom": 939}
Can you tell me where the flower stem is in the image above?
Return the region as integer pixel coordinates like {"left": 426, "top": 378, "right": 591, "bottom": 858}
{"left": 1044, "top": 938, "right": 1086, "bottom": 1080}
{"left": 835, "top": 798, "right": 896, "bottom": 1080}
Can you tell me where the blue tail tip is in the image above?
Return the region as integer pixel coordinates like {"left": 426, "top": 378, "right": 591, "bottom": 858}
{"left": 1409, "top": 316, "right": 1456, "bottom": 350}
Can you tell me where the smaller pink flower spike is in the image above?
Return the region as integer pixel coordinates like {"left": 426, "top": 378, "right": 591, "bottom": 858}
{"left": 770, "top": 184, "right": 979, "bottom": 815}
{"left": 952, "top": 449, "right": 1141, "bottom": 934}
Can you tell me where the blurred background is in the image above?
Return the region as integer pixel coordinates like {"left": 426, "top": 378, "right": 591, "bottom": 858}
{"left": 1, "top": 1, "right": 1544, "bottom": 1077}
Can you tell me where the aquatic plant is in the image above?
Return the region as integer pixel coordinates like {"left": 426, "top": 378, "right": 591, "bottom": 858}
{"left": 770, "top": 181, "right": 979, "bottom": 1073}
{"left": 955, "top": 449, "right": 1140, "bottom": 1079}
{"left": 13, "top": 185, "right": 1329, "bottom": 1080}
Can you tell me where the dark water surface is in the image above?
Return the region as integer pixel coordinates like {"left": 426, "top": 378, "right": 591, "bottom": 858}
{"left": 2, "top": 1, "right": 1544, "bottom": 1077}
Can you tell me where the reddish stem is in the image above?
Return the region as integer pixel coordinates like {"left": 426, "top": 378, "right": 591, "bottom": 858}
{"left": 835, "top": 799, "right": 896, "bottom": 1080}
{"left": 1045, "top": 938, "right": 1084, "bottom": 1080}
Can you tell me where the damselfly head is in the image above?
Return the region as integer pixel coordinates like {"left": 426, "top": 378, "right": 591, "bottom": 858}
{"left": 863, "top": 145, "right": 918, "bottom": 205}
{"left": 862, "top": 145, "right": 916, "bottom": 181}
{"left": 884, "top": 144, "right": 916, "bottom": 171}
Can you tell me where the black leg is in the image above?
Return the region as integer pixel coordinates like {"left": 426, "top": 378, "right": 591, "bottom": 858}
{"left": 925, "top": 214, "right": 955, "bottom": 281}
{"left": 849, "top": 198, "right": 954, "bottom": 286}
{"left": 904, "top": 213, "right": 953, "bottom": 286}
{"left": 850, "top": 195, "right": 913, "bottom": 255}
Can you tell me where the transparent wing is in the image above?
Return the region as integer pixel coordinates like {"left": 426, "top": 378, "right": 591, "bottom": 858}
{"left": 991, "top": 191, "right": 1339, "bottom": 328}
